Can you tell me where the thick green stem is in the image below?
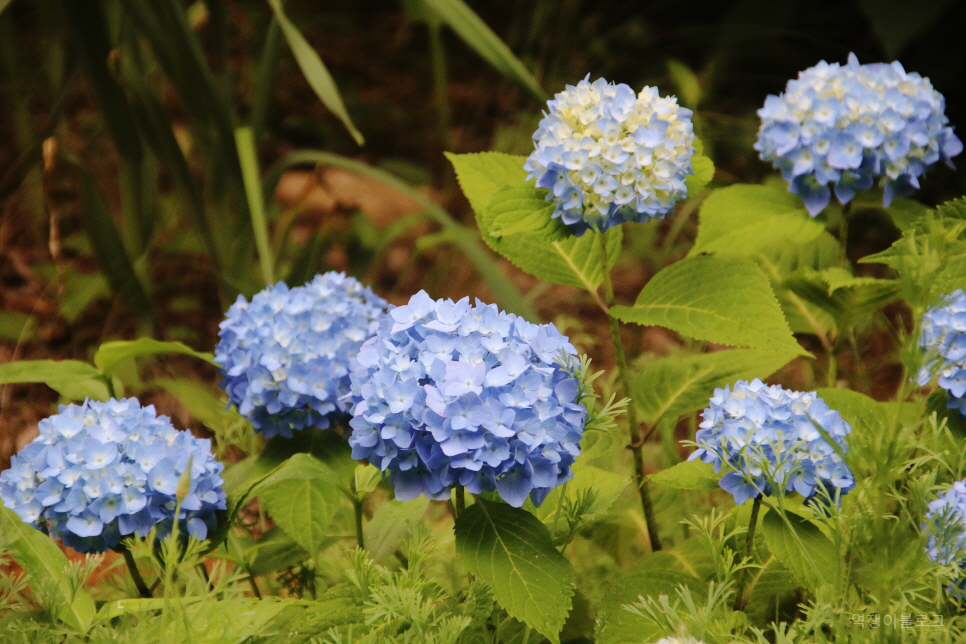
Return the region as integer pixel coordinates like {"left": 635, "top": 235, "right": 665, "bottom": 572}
{"left": 733, "top": 495, "right": 762, "bottom": 610}
{"left": 121, "top": 545, "right": 152, "bottom": 598}
{"left": 599, "top": 234, "right": 661, "bottom": 551}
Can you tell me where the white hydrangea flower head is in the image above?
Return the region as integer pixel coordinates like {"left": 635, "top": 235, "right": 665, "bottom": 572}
{"left": 524, "top": 76, "right": 696, "bottom": 236}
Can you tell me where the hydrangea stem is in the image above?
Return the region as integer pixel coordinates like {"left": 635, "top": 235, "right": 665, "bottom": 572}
{"left": 598, "top": 234, "right": 661, "bottom": 551}
{"left": 733, "top": 495, "right": 762, "bottom": 610}
{"left": 120, "top": 544, "right": 152, "bottom": 599}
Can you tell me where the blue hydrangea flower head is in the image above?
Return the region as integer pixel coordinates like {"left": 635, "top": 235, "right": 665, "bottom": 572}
{"left": 756, "top": 53, "right": 962, "bottom": 216}
{"left": 689, "top": 379, "right": 854, "bottom": 505}
{"left": 917, "top": 289, "right": 966, "bottom": 415}
{"left": 0, "top": 398, "right": 226, "bottom": 554}
{"left": 215, "top": 272, "right": 388, "bottom": 438}
{"left": 345, "top": 290, "right": 587, "bottom": 507}
{"left": 524, "top": 76, "right": 696, "bottom": 236}
{"left": 923, "top": 480, "right": 966, "bottom": 595}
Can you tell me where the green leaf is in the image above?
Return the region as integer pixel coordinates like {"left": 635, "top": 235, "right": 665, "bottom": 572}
{"left": 860, "top": 214, "right": 966, "bottom": 309}
{"left": 631, "top": 348, "right": 795, "bottom": 427}
{"left": 666, "top": 59, "right": 701, "bottom": 109}
{"left": 783, "top": 268, "right": 900, "bottom": 330}
{"left": 741, "top": 554, "right": 799, "bottom": 627}
{"left": 754, "top": 234, "right": 840, "bottom": 336}
{"left": 363, "top": 497, "right": 430, "bottom": 565}
{"left": 760, "top": 509, "right": 839, "bottom": 591}
{"left": 93, "top": 338, "right": 215, "bottom": 376}
{"left": 486, "top": 186, "right": 564, "bottom": 240}
{"left": 531, "top": 463, "right": 629, "bottom": 525}
{"left": 684, "top": 152, "right": 715, "bottom": 196}
{"left": 454, "top": 499, "right": 574, "bottom": 643}
{"left": 594, "top": 551, "right": 699, "bottom": 644}
{"left": 648, "top": 459, "right": 720, "bottom": 490}
{"left": 883, "top": 197, "right": 931, "bottom": 231}
{"left": 254, "top": 454, "right": 344, "bottom": 556}
{"left": 446, "top": 152, "right": 623, "bottom": 290}
{"left": 420, "top": 0, "right": 545, "bottom": 101}
{"left": 247, "top": 527, "right": 311, "bottom": 577}
{"left": 0, "top": 0, "right": 14, "bottom": 16}
{"left": 816, "top": 387, "right": 919, "bottom": 450}
{"left": 689, "top": 184, "right": 824, "bottom": 257}
{"left": 267, "top": 0, "right": 363, "bottom": 145}
{"left": 0, "top": 505, "right": 96, "bottom": 632}
{"left": 446, "top": 151, "right": 528, "bottom": 216}
{"left": 185, "top": 597, "right": 310, "bottom": 641}
{"left": 489, "top": 226, "right": 623, "bottom": 290}
{"left": 0, "top": 359, "right": 110, "bottom": 401}
{"left": 610, "top": 255, "right": 805, "bottom": 356}
{"left": 936, "top": 197, "right": 966, "bottom": 220}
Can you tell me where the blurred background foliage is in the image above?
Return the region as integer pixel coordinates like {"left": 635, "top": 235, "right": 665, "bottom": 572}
{"left": 1, "top": 0, "right": 965, "bottom": 462}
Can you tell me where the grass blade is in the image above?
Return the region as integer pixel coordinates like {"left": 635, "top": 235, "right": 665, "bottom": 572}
{"left": 235, "top": 126, "right": 275, "bottom": 285}
{"left": 267, "top": 0, "right": 364, "bottom": 145}
{"left": 421, "top": 0, "right": 545, "bottom": 101}
{"left": 78, "top": 174, "right": 154, "bottom": 322}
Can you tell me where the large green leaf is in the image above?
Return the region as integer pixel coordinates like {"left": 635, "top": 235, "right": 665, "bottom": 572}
{"left": 0, "top": 505, "right": 96, "bottom": 632}
{"left": 93, "top": 338, "right": 215, "bottom": 375}
{"left": 485, "top": 185, "right": 564, "bottom": 240}
{"left": 0, "top": 359, "right": 110, "bottom": 401}
{"left": 446, "top": 151, "right": 529, "bottom": 215}
{"left": 760, "top": 509, "right": 839, "bottom": 591}
{"left": 446, "top": 152, "right": 623, "bottom": 291}
{"left": 610, "top": 255, "right": 804, "bottom": 356}
{"left": 267, "top": 0, "right": 363, "bottom": 145}
{"left": 254, "top": 454, "right": 344, "bottom": 556}
{"left": 491, "top": 227, "right": 622, "bottom": 290}
{"left": 684, "top": 152, "right": 715, "bottom": 196}
{"left": 594, "top": 551, "right": 700, "bottom": 644}
{"left": 648, "top": 459, "right": 720, "bottom": 491}
{"left": 362, "top": 497, "right": 430, "bottom": 565}
{"left": 447, "top": 150, "right": 623, "bottom": 289}
{"left": 531, "top": 462, "right": 629, "bottom": 527}
{"left": 631, "top": 348, "right": 795, "bottom": 427}
{"left": 783, "top": 267, "right": 900, "bottom": 331}
{"left": 420, "top": 0, "right": 544, "bottom": 101}
{"left": 755, "top": 234, "right": 840, "bottom": 336}
{"left": 454, "top": 499, "right": 574, "bottom": 643}
{"left": 860, "top": 214, "right": 966, "bottom": 309}
{"left": 689, "top": 184, "right": 824, "bottom": 257}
